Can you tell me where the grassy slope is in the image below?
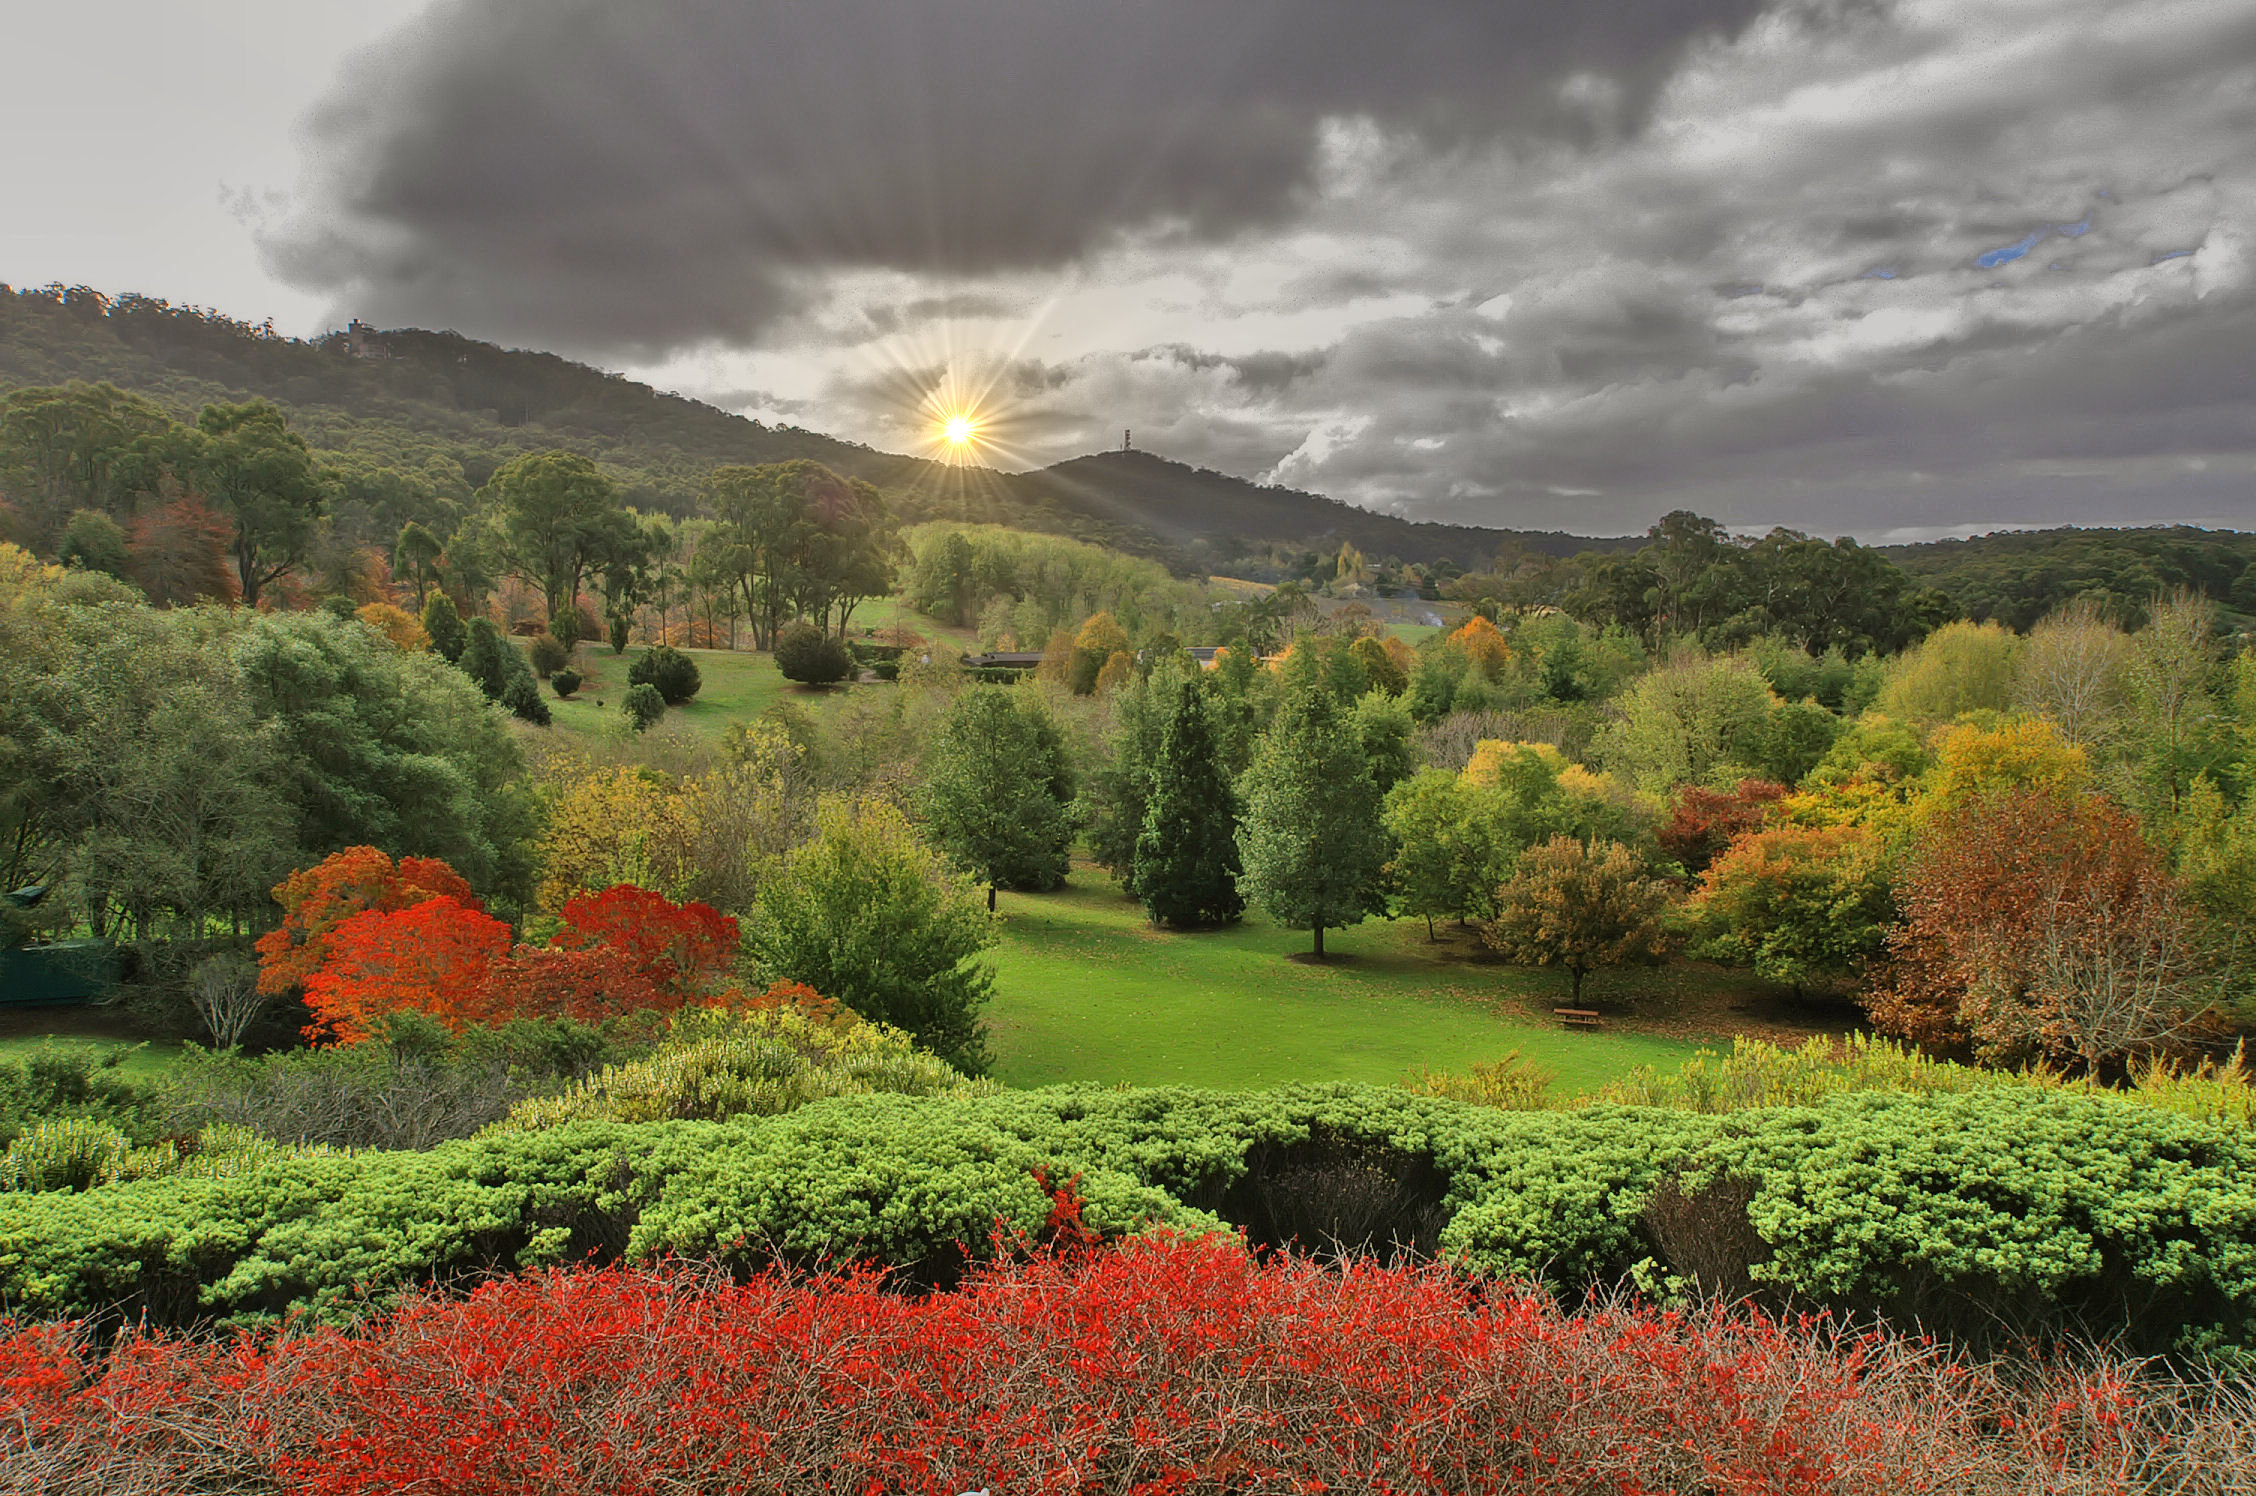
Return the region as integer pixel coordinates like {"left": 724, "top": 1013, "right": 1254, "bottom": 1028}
{"left": 984, "top": 877, "right": 1706, "bottom": 1095}
{"left": 0, "top": 1034, "right": 184, "bottom": 1080}
{"left": 536, "top": 643, "right": 808, "bottom": 748}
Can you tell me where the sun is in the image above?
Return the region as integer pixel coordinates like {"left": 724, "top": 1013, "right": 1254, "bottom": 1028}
{"left": 941, "top": 412, "right": 979, "bottom": 449}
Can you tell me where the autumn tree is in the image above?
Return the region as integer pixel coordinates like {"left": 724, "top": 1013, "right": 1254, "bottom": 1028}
{"left": 1482, "top": 837, "right": 1672, "bottom": 1006}
{"left": 1237, "top": 686, "right": 1388, "bottom": 958}
{"left": 1658, "top": 779, "right": 1789, "bottom": 875}
{"left": 920, "top": 687, "right": 1076, "bottom": 909}
{"left": 125, "top": 493, "right": 235, "bottom": 607}
{"left": 1134, "top": 672, "right": 1243, "bottom": 927}
{"left": 1877, "top": 619, "right": 2021, "bottom": 726}
{"left": 254, "top": 846, "right": 480, "bottom": 999}
{"left": 1685, "top": 825, "right": 1893, "bottom": 995}
{"left": 1874, "top": 787, "right": 2213, "bottom": 1068}
{"left": 553, "top": 883, "right": 738, "bottom": 999}
{"left": 2014, "top": 598, "right": 2131, "bottom": 748}
{"left": 301, "top": 894, "right": 513, "bottom": 1044}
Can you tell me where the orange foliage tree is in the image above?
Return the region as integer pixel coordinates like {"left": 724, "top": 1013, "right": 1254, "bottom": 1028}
{"left": 1872, "top": 788, "right": 2212, "bottom": 1068}
{"left": 476, "top": 945, "right": 662, "bottom": 1026}
{"left": 1658, "top": 779, "right": 1789, "bottom": 875}
{"left": 301, "top": 895, "right": 513, "bottom": 1043}
{"left": 1446, "top": 615, "right": 1513, "bottom": 678}
{"left": 255, "top": 848, "right": 480, "bottom": 998}
{"left": 552, "top": 885, "right": 738, "bottom": 998}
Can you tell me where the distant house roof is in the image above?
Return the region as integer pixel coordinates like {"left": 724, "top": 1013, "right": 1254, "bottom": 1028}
{"left": 962, "top": 652, "right": 1045, "bottom": 669}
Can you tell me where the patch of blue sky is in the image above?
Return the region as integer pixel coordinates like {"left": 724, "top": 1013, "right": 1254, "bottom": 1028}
{"left": 2153, "top": 248, "right": 2195, "bottom": 263}
{"left": 1973, "top": 220, "right": 2093, "bottom": 268}
{"left": 1860, "top": 267, "right": 1899, "bottom": 280}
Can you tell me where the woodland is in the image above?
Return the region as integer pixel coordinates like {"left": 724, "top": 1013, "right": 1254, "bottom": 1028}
{"left": 3, "top": 284, "right": 2255, "bottom": 1493}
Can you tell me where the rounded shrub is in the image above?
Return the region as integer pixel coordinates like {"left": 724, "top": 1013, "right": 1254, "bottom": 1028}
{"left": 502, "top": 670, "right": 552, "bottom": 726}
{"left": 529, "top": 634, "right": 571, "bottom": 678}
{"left": 630, "top": 645, "right": 702, "bottom": 705}
{"left": 623, "top": 682, "right": 665, "bottom": 732}
{"left": 318, "top": 595, "right": 361, "bottom": 622}
{"left": 774, "top": 622, "right": 853, "bottom": 686}
{"left": 551, "top": 667, "right": 583, "bottom": 698}
{"left": 609, "top": 614, "right": 631, "bottom": 655}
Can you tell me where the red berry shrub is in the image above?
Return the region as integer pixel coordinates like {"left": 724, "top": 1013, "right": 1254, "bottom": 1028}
{"left": 5, "top": 1237, "right": 2246, "bottom": 1495}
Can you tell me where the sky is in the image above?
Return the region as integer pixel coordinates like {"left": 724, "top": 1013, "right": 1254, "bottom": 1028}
{"left": 4, "top": 0, "right": 2253, "bottom": 540}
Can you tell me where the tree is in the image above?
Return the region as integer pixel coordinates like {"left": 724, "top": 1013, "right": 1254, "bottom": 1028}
{"left": 301, "top": 894, "right": 514, "bottom": 1044}
{"left": 1602, "top": 652, "right": 1776, "bottom": 794}
{"left": 356, "top": 602, "right": 430, "bottom": 653}
{"left": 1237, "top": 686, "right": 1389, "bottom": 958}
{"left": 1874, "top": 788, "right": 2213, "bottom": 1068}
{"left": 188, "top": 952, "right": 268, "bottom": 1050}
{"left": 623, "top": 683, "right": 666, "bottom": 732}
{"left": 747, "top": 797, "right": 996, "bottom": 1072}
{"left": 553, "top": 884, "right": 738, "bottom": 999}
{"left": 1877, "top": 619, "right": 2021, "bottom": 726}
{"left": 501, "top": 669, "right": 552, "bottom": 726}
{"left": 420, "top": 592, "right": 467, "bottom": 664}
{"left": 1349, "top": 634, "right": 1407, "bottom": 696}
{"left": 253, "top": 847, "right": 481, "bottom": 999}
{"left": 2126, "top": 589, "right": 2222, "bottom": 821}
{"left": 774, "top": 621, "right": 852, "bottom": 685}
{"left": 191, "top": 400, "right": 329, "bottom": 606}
{"left": 705, "top": 460, "right": 895, "bottom": 647}
{"left": 393, "top": 521, "right": 445, "bottom": 608}
{"left": 1382, "top": 769, "right": 1509, "bottom": 938}
{"left": 1078, "top": 666, "right": 1170, "bottom": 895}
{"left": 2015, "top": 598, "right": 2131, "bottom": 748}
{"left": 57, "top": 509, "right": 128, "bottom": 577}
{"left": 1658, "top": 779, "right": 1789, "bottom": 875}
{"left": 1482, "top": 837, "right": 1672, "bottom": 1006}
{"left": 458, "top": 618, "right": 511, "bottom": 701}
{"left": 921, "top": 687, "right": 1076, "bottom": 909}
{"left": 1135, "top": 673, "right": 1243, "bottom": 927}
{"left": 124, "top": 494, "right": 235, "bottom": 607}
{"left": 477, "top": 452, "right": 636, "bottom": 632}
{"left": 1686, "top": 826, "right": 1893, "bottom": 994}
{"left": 630, "top": 644, "right": 702, "bottom": 705}
{"left": 1070, "top": 612, "right": 1132, "bottom": 694}
{"left": 0, "top": 381, "right": 174, "bottom": 542}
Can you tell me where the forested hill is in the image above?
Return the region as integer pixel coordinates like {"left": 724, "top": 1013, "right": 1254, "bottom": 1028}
{"left": 1884, "top": 526, "right": 2256, "bottom": 631}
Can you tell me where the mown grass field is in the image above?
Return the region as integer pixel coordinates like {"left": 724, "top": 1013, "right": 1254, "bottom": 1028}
{"left": 534, "top": 643, "right": 829, "bottom": 748}
{"left": 985, "top": 875, "right": 1721, "bottom": 1095}
{"left": 0, "top": 1031, "right": 184, "bottom": 1080}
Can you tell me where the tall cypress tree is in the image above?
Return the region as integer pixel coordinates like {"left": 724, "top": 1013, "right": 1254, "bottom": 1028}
{"left": 1237, "top": 685, "right": 1389, "bottom": 958}
{"left": 921, "top": 686, "right": 1076, "bottom": 910}
{"left": 1135, "top": 674, "right": 1243, "bottom": 928}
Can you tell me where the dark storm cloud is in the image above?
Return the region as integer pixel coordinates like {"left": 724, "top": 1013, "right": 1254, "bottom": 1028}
{"left": 269, "top": 0, "right": 1765, "bottom": 352}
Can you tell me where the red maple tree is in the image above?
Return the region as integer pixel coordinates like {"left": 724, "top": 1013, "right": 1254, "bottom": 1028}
{"left": 301, "top": 895, "right": 512, "bottom": 1044}
{"left": 552, "top": 885, "right": 737, "bottom": 998}
{"left": 1658, "top": 779, "right": 1789, "bottom": 875}
{"left": 256, "top": 848, "right": 480, "bottom": 999}
{"left": 476, "top": 944, "right": 665, "bottom": 1026}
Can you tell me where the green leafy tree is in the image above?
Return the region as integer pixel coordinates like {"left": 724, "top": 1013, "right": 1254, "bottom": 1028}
{"left": 477, "top": 452, "right": 636, "bottom": 632}
{"left": 393, "top": 521, "right": 446, "bottom": 609}
{"left": 1382, "top": 769, "right": 1509, "bottom": 938}
{"left": 1135, "top": 673, "right": 1242, "bottom": 927}
{"left": 1877, "top": 619, "right": 2021, "bottom": 726}
{"left": 1237, "top": 686, "right": 1389, "bottom": 958}
{"left": 1351, "top": 687, "right": 1419, "bottom": 795}
{"left": 622, "top": 682, "right": 665, "bottom": 732}
{"left": 57, "top": 510, "right": 129, "bottom": 578}
{"left": 191, "top": 400, "right": 329, "bottom": 607}
{"left": 748, "top": 797, "right": 996, "bottom": 1072}
{"left": 421, "top": 592, "right": 467, "bottom": 665}
{"left": 1686, "top": 826, "right": 1893, "bottom": 994}
{"left": 1483, "top": 836, "right": 1673, "bottom": 1006}
{"left": 1602, "top": 653, "right": 1776, "bottom": 794}
{"left": 0, "top": 382, "right": 174, "bottom": 542}
{"left": 921, "top": 687, "right": 1076, "bottom": 910}
{"left": 629, "top": 644, "right": 702, "bottom": 704}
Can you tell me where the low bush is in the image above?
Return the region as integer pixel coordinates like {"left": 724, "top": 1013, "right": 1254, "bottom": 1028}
{"left": 622, "top": 682, "right": 664, "bottom": 731}
{"left": 527, "top": 633, "right": 570, "bottom": 678}
{"left": 550, "top": 666, "right": 581, "bottom": 697}
{"left": 774, "top": 622, "right": 853, "bottom": 685}
{"left": 629, "top": 645, "right": 701, "bottom": 705}
{"left": 5, "top": 1242, "right": 2250, "bottom": 1495}
{"left": 0, "top": 1047, "right": 161, "bottom": 1150}
{"left": 4, "top": 1085, "right": 2252, "bottom": 1356}
{"left": 500, "top": 669, "right": 551, "bottom": 725}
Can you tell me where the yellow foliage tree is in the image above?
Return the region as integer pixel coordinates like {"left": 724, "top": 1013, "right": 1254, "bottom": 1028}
{"left": 1094, "top": 649, "right": 1137, "bottom": 693}
{"left": 1447, "top": 615, "right": 1513, "bottom": 678}
{"left": 1923, "top": 717, "right": 2091, "bottom": 813}
{"left": 356, "top": 601, "right": 431, "bottom": 652}
{"left": 535, "top": 766, "right": 696, "bottom": 915}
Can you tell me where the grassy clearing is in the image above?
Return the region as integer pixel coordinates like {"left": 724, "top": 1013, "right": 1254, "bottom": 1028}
{"left": 0, "top": 1032, "right": 185, "bottom": 1080}
{"left": 535, "top": 643, "right": 835, "bottom": 749}
{"left": 984, "top": 875, "right": 1718, "bottom": 1095}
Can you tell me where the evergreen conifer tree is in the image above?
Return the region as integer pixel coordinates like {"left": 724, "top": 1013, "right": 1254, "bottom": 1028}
{"left": 458, "top": 617, "right": 511, "bottom": 701}
{"left": 1135, "top": 674, "right": 1243, "bottom": 927}
{"left": 421, "top": 592, "right": 466, "bottom": 664}
{"left": 1237, "top": 685, "right": 1389, "bottom": 958}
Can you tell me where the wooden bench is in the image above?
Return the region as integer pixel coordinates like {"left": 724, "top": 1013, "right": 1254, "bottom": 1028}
{"left": 1553, "top": 1008, "right": 1604, "bottom": 1031}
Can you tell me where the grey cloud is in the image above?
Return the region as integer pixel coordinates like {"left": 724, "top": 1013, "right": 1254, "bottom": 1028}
{"left": 268, "top": 0, "right": 1764, "bottom": 354}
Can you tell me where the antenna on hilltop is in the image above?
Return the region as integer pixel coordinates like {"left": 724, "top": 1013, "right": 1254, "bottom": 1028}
{"left": 1123, "top": 429, "right": 1132, "bottom": 453}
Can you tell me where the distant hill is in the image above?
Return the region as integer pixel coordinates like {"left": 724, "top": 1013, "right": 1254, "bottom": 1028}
{"left": 0, "top": 286, "right": 1584, "bottom": 569}
{"left": 1883, "top": 525, "right": 2256, "bottom": 631}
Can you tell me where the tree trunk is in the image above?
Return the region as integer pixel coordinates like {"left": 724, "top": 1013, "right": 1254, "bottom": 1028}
{"left": 1313, "top": 924, "right": 1325, "bottom": 960}
{"left": 988, "top": 883, "right": 998, "bottom": 913}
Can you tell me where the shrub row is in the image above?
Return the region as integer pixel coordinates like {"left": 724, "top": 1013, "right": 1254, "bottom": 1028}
{"left": 9, "top": 1240, "right": 2251, "bottom": 1496}
{"left": 3, "top": 1084, "right": 2252, "bottom": 1355}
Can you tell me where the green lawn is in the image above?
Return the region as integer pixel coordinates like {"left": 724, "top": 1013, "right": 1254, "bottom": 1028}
{"left": 0, "top": 1031, "right": 185, "bottom": 1080}
{"left": 538, "top": 643, "right": 828, "bottom": 747}
{"left": 985, "top": 877, "right": 1710, "bottom": 1095}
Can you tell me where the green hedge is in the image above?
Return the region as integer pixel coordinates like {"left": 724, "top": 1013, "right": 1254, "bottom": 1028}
{"left": 3, "top": 1085, "right": 2251, "bottom": 1356}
